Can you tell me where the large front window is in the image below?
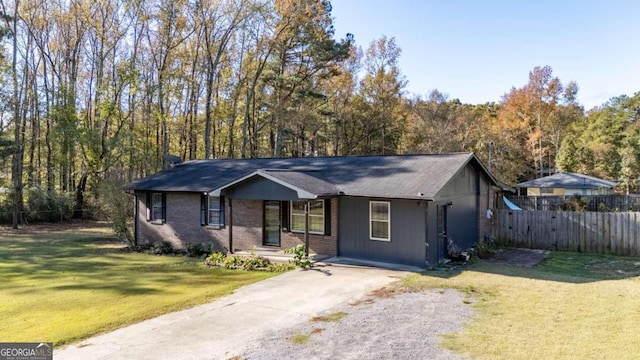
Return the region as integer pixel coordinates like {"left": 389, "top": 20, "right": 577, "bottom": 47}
{"left": 370, "top": 201, "right": 390, "bottom": 241}
{"left": 291, "top": 200, "right": 324, "bottom": 234}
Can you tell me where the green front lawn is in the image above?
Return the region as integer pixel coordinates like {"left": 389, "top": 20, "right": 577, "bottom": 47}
{"left": 0, "top": 223, "right": 276, "bottom": 345}
{"left": 403, "top": 252, "right": 640, "bottom": 359}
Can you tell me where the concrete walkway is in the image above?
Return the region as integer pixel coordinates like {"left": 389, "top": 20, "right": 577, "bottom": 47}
{"left": 55, "top": 260, "right": 417, "bottom": 360}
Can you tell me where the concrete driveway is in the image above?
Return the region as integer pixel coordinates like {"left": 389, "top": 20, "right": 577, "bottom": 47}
{"left": 55, "top": 260, "right": 416, "bottom": 360}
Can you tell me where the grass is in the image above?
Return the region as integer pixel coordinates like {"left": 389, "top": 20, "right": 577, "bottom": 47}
{"left": 290, "top": 313, "right": 345, "bottom": 345}
{"left": 289, "top": 333, "right": 311, "bottom": 345}
{"left": 403, "top": 251, "right": 640, "bottom": 360}
{"left": 0, "top": 223, "right": 277, "bottom": 346}
{"left": 289, "top": 327, "right": 324, "bottom": 345}
{"left": 311, "top": 311, "right": 347, "bottom": 322}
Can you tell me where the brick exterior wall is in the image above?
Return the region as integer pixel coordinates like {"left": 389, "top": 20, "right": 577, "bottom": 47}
{"left": 280, "top": 198, "right": 338, "bottom": 257}
{"left": 136, "top": 191, "right": 227, "bottom": 251}
{"left": 135, "top": 191, "right": 338, "bottom": 256}
{"left": 227, "top": 199, "right": 263, "bottom": 251}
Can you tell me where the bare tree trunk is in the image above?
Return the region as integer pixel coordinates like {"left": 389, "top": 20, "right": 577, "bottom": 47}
{"left": 74, "top": 173, "right": 87, "bottom": 219}
{"left": 10, "top": 1, "right": 23, "bottom": 228}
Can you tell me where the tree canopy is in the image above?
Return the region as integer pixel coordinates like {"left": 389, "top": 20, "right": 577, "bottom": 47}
{"left": 0, "top": 0, "right": 637, "bottom": 226}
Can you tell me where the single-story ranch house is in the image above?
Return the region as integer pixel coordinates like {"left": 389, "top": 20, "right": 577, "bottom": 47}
{"left": 127, "top": 153, "right": 501, "bottom": 267}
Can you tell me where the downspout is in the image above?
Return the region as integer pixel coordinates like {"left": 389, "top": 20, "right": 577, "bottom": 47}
{"left": 133, "top": 193, "right": 138, "bottom": 245}
{"left": 228, "top": 198, "right": 234, "bottom": 254}
{"left": 304, "top": 200, "right": 310, "bottom": 256}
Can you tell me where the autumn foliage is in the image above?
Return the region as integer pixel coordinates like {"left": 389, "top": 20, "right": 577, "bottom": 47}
{"left": 0, "top": 0, "right": 638, "bottom": 225}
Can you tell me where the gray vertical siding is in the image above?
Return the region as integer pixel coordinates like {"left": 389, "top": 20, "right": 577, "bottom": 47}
{"left": 224, "top": 177, "right": 300, "bottom": 200}
{"left": 339, "top": 161, "right": 489, "bottom": 267}
{"left": 428, "top": 163, "right": 482, "bottom": 263}
{"left": 338, "top": 197, "right": 427, "bottom": 267}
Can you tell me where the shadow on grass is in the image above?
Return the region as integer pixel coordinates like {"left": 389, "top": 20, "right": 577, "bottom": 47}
{"left": 0, "top": 230, "right": 253, "bottom": 296}
{"left": 420, "top": 251, "right": 640, "bottom": 284}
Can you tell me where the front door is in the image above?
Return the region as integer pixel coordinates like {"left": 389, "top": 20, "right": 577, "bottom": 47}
{"left": 263, "top": 200, "right": 281, "bottom": 246}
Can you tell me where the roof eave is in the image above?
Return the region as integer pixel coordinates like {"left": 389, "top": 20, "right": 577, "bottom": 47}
{"left": 433, "top": 153, "right": 503, "bottom": 198}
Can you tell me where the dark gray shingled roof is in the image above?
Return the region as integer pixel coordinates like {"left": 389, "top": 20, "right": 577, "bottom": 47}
{"left": 257, "top": 170, "right": 342, "bottom": 197}
{"left": 127, "top": 153, "right": 497, "bottom": 200}
{"left": 515, "top": 172, "right": 618, "bottom": 189}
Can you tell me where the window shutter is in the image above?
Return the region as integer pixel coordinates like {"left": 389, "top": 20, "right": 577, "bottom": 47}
{"left": 281, "top": 201, "right": 290, "bottom": 231}
{"left": 145, "top": 192, "right": 151, "bottom": 221}
{"left": 324, "top": 198, "right": 331, "bottom": 236}
{"left": 220, "top": 196, "right": 226, "bottom": 226}
{"left": 200, "top": 194, "right": 206, "bottom": 225}
{"left": 161, "top": 193, "right": 167, "bottom": 222}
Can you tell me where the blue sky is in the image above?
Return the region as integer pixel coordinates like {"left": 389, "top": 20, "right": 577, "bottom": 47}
{"left": 331, "top": 0, "right": 640, "bottom": 109}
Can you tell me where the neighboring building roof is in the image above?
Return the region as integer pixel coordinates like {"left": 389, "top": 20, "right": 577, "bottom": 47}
{"left": 127, "top": 153, "right": 498, "bottom": 200}
{"left": 515, "top": 172, "right": 618, "bottom": 189}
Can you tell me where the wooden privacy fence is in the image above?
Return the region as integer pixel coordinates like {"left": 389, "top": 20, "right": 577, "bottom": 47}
{"left": 493, "top": 209, "right": 640, "bottom": 256}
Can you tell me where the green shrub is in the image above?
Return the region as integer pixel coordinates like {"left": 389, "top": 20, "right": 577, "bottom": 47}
{"left": 284, "top": 244, "right": 313, "bottom": 269}
{"left": 0, "top": 188, "right": 74, "bottom": 225}
{"left": 185, "top": 243, "right": 212, "bottom": 258}
{"left": 152, "top": 241, "right": 174, "bottom": 255}
{"left": 238, "top": 255, "right": 272, "bottom": 270}
{"left": 205, "top": 252, "right": 291, "bottom": 272}
{"left": 0, "top": 196, "right": 13, "bottom": 224}
{"left": 25, "top": 187, "right": 74, "bottom": 223}
{"left": 95, "top": 177, "right": 134, "bottom": 245}
{"left": 128, "top": 243, "right": 154, "bottom": 253}
{"left": 222, "top": 255, "right": 245, "bottom": 269}
{"left": 267, "top": 263, "right": 295, "bottom": 272}
{"left": 473, "top": 241, "right": 495, "bottom": 260}
{"left": 206, "top": 252, "right": 226, "bottom": 267}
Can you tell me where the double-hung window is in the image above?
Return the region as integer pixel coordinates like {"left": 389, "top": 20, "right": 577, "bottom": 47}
{"left": 370, "top": 201, "right": 390, "bottom": 241}
{"left": 208, "top": 196, "right": 225, "bottom": 226}
{"left": 149, "top": 192, "right": 165, "bottom": 222}
{"left": 291, "top": 200, "right": 324, "bottom": 234}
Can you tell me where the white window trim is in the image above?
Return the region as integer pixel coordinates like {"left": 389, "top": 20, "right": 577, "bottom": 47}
{"left": 369, "top": 201, "right": 391, "bottom": 241}
{"left": 208, "top": 196, "right": 224, "bottom": 226}
{"left": 291, "top": 200, "right": 324, "bottom": 235}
